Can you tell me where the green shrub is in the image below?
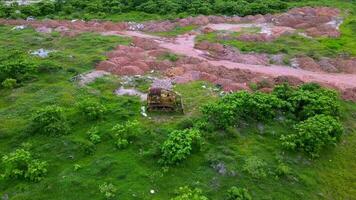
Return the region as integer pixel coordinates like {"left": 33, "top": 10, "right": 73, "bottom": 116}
{"left": 160, "top": 129, "right": 202, "bottom": 165}
{"left": 99, "top": 182, "right": 117, "bottom": 199}
{"left": 111, "top": 120, "right": 140, "bottom": 149}
{"left": 201, "top": 91, "right": 290, "bottom": 129}
{"left": 0, "top": 50, "right": 37, "bottom": 83}
{"left": 31, "top": 105, "right": 70, "bottom": 136}
{"left": 37, "top": 60, "right": 62, "bottom": 73}
{"left": 79, "top": 140, "right": 96, "bottom": 155}
{"left": 201, "top": 102, "right": 236, "bottom": 129}
{"left": 77, "top": 99, "right": 107, "bottom": 120}
{"left": 1, "top": 149, "right": 48, "bottom": 182}
{"left": 87, "top": 127, "right": 101, "bottom": 144}
{"left": 275, "top": 163, "right": 292, "bottom": 177}
{"left": 274, "top": 83, "right": 341, "bottom": 120}
{"left": 226, "top": 187, "right": 252, "bottom": 200}
{"left": 281, "top": 114, "right": 344, "bottom": 158}
{"left": 1, "top": 78, "right": 17, "bottom": 89}
{"left": 242, "top": 156, "right": 267, "bottom": 179}
{"left": 171, "top": 186, "right": 208, "bottom": 200}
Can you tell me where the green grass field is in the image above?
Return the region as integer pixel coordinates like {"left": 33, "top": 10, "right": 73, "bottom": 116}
{"left": 0, "top": 24, "right": 355, "bottom": 200}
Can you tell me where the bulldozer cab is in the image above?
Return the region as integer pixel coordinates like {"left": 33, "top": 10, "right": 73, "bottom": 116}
{"left": 147, "top": 88, "right": 183, "bottom": 113}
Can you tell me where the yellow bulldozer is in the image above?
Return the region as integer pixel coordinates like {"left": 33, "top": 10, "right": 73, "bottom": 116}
{"left": 147, "top": 88, "right": 184, "bottom": 113}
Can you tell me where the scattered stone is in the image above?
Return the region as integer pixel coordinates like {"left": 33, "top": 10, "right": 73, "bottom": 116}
{"left": 75, "top": 70, "right": 110, "bottom": 86}
{"left": 12, "top": 25, "right": 26, "bottom": 30}
{"left": 30, "top": 48, "right": 56, "bottom": 58}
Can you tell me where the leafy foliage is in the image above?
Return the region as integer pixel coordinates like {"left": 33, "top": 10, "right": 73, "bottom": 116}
{"left": 171, "top": 186, "right": 208, "bottom": 200}
{"left": 226, "top": 187, "right": 252, "bottom": 200}
{"left": 201, "top": 91, "right": 290, "bottom": 129}
{"left": 160, "top": 129, "right": 202, "bottom": 165}
{"left": 99, "top": 182, "right": 117, "bottom": 199}
{"left": 287, "top": 84, "right": 341, "bottom": 120}
{"left": 87, "top": 126, "right": 101, "bottom": 144}
{"left": 281, "top": 114, "right": 344, "bottom": 158}
{"left": 0, "top": 0, "right": 288, "bottom": 19}
{"left": 1, "top": 149, "right": 48, "bottom": 182}
{"left": 30, "top": 105, "right": 70, "bottom": 136}
{"left": 77, "top": 99, "right": 107, "bottom": 120}
{"left": 0, "top": 50, "right": 37, "bottom": 83}
{"left": 1, "top": 78, "right": 17, "bottom": 89}
{"left": 111, "top": 120, "right": 141, "bottom": 149}
{"left": 243, "top": 156, "right": 267, "bottom": 179}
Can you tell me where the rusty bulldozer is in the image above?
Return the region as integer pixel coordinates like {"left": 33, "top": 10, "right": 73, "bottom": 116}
{"left": 147, "top": 88, "right": 184, "bottom": 113}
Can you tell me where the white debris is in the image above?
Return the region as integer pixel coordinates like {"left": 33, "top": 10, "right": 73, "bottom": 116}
{"left": 12, "top": 25, "right": 26, "bottom": 30}
{"left": 150, "top": 190, "right": 155, "bottom": 194}
{"left": 115, "top": 87, "right": 147, "bottom": 101}
{"left": 290, "top": 58, "right": 299, "bottom": 69}
{"left": 128, "top": 22, "right": 145, "bottom": 31}
{"left": 298, "top": 32, "right": 312, "bottom": 39}
{"left": 26, "top": 16, "right": 35, "bottom": 21}
{"left": 30, "top": 48, "right": 56, "bottom": 58}
{"left": 141, "top": 106, "right": 148, "bottom": 117}
{"left": 326, "top": 18, "right": 343, "bottom": 30}
{"left": 259, "top": 23, "right": 273, "bottom": 36}
{"left": 75, "top": 70, "right": 110, "bottom": 86}
{"left": 36, "top": 26, "right": 53, "bottom": 34}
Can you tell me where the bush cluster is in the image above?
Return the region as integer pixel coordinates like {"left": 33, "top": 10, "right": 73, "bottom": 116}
{"left": 77, "top": 99, "right": 107, "bottom": 120}
{"left": 1, "top": 149, "right": 48, "bottom": 182}
{"left": 0, "top": 0, "right": 288, "bottom": 19}
{"left": 87, "top": 126, "right": 101, "bottom": 144}
{"left": 281, "top": 114, "right": 344, "bottom": 158}
{"left": 99, "top": 182, "right": 117, "bottom": 199}
{"left": 242, "top": 156, "right": 267, "bottom": 179}
{"left": 171, "top": 186, "right": 208, "bottom": 200}
{"left": 160, "top": 129, "right": 202, "bottom": 165}
{"left": 30, "top": 105, "right": 70, "bottom": 136}
{"left": 202, "top": 83, "right": 344, "bottom": 158}
{"left": 201, "top": 91, "right": 290, "bottom": 129}
{"left": 0, "top": 50, "right": 37, "bottom": 85}
{"left": 111, "top": 120, "right": 140, "bottom": 149}
{"left": 226, "top": 187, "right": 252, "bottom": 200}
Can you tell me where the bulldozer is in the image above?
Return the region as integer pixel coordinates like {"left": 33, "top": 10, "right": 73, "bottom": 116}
{"left": 147, "top": 88, "right": 184, "bottom": 113}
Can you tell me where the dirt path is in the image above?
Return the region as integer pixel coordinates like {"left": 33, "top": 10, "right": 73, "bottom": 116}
{"left": 115, "top": 30, "right": 356, "bottom": 90}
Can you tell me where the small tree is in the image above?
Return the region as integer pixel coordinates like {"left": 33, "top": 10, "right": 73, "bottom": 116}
{"left": 160, "top": 129, "right": 202, "bottom": 165}
{"left": 1, "top": 78, "right": 17, "bottom": 89}
{"left": 99, "top": 182, "right": 117, "bottom": 199}
{"left": 281, "top": 114, "right": 344, "bottom": 158}
{"left": 77, "top": 99, "right": 107, "bottom": 120}
{"left": 31, "top": 105, "right": 70, "bottom": 136}
{"left": 243, "top": 156, "right": 267, "bottom": 179}
{"left": 1, "top": 149, "right": 48, "bottom": 182}
{"left": 111, "top": 120, "right": 140, "bottom": 149}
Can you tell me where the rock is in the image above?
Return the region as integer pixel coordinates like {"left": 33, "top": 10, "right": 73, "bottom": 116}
{"left": 212, "top": 162, "right": 227, "bottom": 175}
{"left": 295, "top": 56, "right": 322, "bottom": 72}
{"left": 97, "top": 61, "right": 118, "bottom": 71}
{"left": 342, "top": 87, "right": 356, "bottom": 101}
{"left": 318, "top": 58, "right": 339, "bottom": 73}
{"left": 274, "top": 75, "right": 304, "bottom": 86}
{"left": 132, "top": 37, "right": 159, "bottom": 50}
{"left": 36, "top": 26, "right": 52, "bottom": 33}
{"left": 120, "top": 66, "right": 145, "bottom": 75}
{"left": 165, "top": 67, "right": 185, "bottom": 77}
{"left": 270, "top": 54, "right": 285, "bottom": 65}
{"left": 202, "top": 27, "right": 214, "bottom": 34}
